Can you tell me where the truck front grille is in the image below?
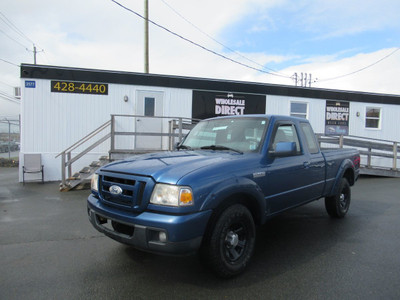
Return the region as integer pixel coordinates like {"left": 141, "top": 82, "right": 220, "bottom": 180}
{"left": 99, "top": 173, "right": 151, "bottom": 210}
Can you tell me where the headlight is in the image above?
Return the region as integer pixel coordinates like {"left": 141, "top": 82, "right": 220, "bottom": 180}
{"left": 150, "top": 184, "right": 193, "bottom": 207}
{"left": 91, "top": 173, "right": 99, "bottom": 192}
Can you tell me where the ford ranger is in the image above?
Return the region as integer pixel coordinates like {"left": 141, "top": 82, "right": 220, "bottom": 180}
{"left": 87, "top": 115, "right": 360, "bottom": 277}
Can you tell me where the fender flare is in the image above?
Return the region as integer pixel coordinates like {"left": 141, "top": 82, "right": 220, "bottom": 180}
{"left": 328, "top": 158, "right": 355, "bottom": 197}
{"left": 200, "top": 176, "right": 267, "bottom": 225}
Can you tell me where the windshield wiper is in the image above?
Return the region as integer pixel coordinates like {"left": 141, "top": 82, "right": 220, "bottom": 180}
{"left": 176, "top": 144, "right": 193, "bottom": 150}
{"left": 200, "top": 145, "right": 243, "bottom": 154}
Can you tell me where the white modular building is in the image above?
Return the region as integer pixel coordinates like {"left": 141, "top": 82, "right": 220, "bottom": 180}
{"left": 19, "top": 64, "right": 400, "bottom": 182}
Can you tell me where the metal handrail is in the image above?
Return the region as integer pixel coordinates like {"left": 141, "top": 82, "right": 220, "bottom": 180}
{"left": 109, "top": 115, "right": 199, "bottom": 154}
{"left": 55, "top": 120, "right": 111, "bottom": 158}
{"left": 57, "top": 120, "right": 112, "bottom": 187}
{"left": 57, "top": 115, "right": 199, "bottom": 189}
{"left": 317, "top": 134, "right": 399, "bottom": 171}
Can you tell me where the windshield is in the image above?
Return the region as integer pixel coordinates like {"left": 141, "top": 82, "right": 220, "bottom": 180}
{"left": 181, "top": 117, "right": 268, "bottom": 153}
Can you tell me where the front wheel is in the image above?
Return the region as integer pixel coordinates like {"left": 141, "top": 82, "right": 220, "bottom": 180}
{"left": 325, "top": 177, "right": 351, "bottom": 218}
{"left": 201, "top": 204, "right": 256, "bottom": 278}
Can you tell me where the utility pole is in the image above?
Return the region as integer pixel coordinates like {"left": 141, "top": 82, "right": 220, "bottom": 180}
{"left": 144, "top": 0, "right": 149, "bottom": 73}
{"left": 293, "top": 73, "right": 298, "bottom": 86}
{"left": 33, "top": 44, "right": 37, "bottom": 65}
{"left": 293, "top": 72, "right": 314, "bottom": 87}
{"left": 32, "top": 44, "right": 43, "bottom": 65}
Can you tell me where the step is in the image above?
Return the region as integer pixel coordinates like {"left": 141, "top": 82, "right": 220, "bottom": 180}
{"left": 90, "top": 161, "right": 101, "bottom": 167}
{"left": 79, "top": 167, "right": 91, "bottom": 174}
{"left": 61, "top": 155, "right": 110, "bottom": 191}
{"left": 67, "top": 172, "right": 81, "bottom": 180}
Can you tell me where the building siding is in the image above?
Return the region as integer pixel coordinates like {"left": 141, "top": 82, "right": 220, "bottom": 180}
{"left": 19, "top": 65, "right": 400, "bottom": 182}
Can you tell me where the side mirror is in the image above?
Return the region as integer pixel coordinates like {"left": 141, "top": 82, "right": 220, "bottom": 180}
{"left": 270, "top": 142, "right": 297, "bottom": 157}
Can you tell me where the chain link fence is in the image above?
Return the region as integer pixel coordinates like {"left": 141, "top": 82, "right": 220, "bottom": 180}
{"left": 0, "top": 117, "right": 20, "bottom": 166}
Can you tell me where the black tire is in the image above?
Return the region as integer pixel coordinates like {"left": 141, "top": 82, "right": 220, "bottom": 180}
{"left": 325, "top": 177, "right": 351, "bottom": 218}
{"left": 201, "top": 204, "right": 256, "bottom": 278}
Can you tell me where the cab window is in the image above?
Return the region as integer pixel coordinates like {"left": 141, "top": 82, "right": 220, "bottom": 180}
{"left": 271, "top": 124, "right": 301, "bottom": 154}
{"left": 300, "top": 122, "right": 319, "bottom": 154}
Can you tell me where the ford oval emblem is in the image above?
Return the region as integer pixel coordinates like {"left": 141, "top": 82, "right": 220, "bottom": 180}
{"left": 109, "top": 185, "right": 123, "bottom": 195}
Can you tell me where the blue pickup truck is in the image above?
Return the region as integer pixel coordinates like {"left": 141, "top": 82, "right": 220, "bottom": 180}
{"left": 87, "top": 115, "right": 360, "bottom": 277}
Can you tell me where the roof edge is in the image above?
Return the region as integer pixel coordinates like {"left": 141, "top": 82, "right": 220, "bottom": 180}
{"left": 20, "top": 64, "right": 400, "bottom": 105}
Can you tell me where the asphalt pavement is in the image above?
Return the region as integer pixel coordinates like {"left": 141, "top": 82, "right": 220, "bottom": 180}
{"left": 1, "top": 167, "right": 400, "bottom": 300}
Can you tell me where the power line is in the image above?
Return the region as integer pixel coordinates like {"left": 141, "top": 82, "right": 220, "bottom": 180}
{"left": 317, "top": 48, "right": 400, "bottom": 83}
{"left": 0, "top": 11, "right": 44, "bottom": 64}
{"left": 0, "top": 28, "right": 30, "bottom": 50}
{"left": 159, "top": 0, "right": 288, "bottom": 77}
{"left": 0, "top": 80, "right": 15, "bottom": 88}
{"left": 0, "top": 11, "right": 35, "bottom": 45}
{"left": 110, "top": 0, "right": 290, "bottom": 79}
{"left": 41, "top": 49, "right": 52, "bottom": 65}
{"left": 0, "top": 58, "right": 20, "bottom": 67}
{"left": 0, "top": 91, "right": 20, "bottom": 104}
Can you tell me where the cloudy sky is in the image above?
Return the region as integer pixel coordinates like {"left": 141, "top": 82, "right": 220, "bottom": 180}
{"left": 1, "top": 0, "right": 400, "bottom": 105}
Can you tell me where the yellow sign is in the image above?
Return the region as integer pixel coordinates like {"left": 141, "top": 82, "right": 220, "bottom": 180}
{"left": 51, "top": 81, "right": 108, "bottom": 95}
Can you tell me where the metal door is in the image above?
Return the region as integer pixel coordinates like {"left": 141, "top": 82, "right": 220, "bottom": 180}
{"left": 135, "top": 91, "right": 164, "bottom": 149}
{"left": 261, "top": 123, "right": 313, "bottom": 214}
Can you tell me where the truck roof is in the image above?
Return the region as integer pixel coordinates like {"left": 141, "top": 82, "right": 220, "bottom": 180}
{"left": 204, "top": 114, "right": 310, "bottom": 123}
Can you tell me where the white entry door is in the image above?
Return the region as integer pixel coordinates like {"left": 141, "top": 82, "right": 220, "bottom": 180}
{"left": 136, "top": 91, "right": 164, "bottom": 149}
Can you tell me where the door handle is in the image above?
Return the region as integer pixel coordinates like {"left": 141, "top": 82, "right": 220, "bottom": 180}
{"left": 303, "top": 161, "right": 311, "bottom": 168}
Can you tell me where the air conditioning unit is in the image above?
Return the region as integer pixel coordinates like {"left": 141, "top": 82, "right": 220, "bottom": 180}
{"left": 14, "top": 87, "right": 21, "bottom": 99}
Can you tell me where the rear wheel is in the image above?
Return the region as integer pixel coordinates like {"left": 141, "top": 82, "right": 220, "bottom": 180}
{"left": 201, "top": 204, "right": 255, "bottom": 278}
{"left": 325, "top": 178, "right": 351, "bottom": 218}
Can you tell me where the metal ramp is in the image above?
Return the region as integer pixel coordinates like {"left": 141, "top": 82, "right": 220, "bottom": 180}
{"left": 360, "top": 167, "right": 400, "bottom": 178}
{"left": 317, "top": 134, "right": 400, "bottom": 178}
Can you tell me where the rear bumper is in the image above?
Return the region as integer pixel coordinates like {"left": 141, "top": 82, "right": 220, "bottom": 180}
{"left": 87, "top": 194, "right": 212, "bottom": 255}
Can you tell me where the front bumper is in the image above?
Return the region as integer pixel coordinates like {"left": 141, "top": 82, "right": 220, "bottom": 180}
{"left": 87, "top": 194, "right": 212, "bottom": 255}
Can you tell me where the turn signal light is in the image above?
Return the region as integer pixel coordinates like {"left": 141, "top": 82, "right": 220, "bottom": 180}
{"left": 179, "top": 188, "right": 193, "bottom": 206}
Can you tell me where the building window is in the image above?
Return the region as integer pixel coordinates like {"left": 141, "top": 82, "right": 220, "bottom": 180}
{"left": 144, "top": 97, "right": 155, "bottom": 117}
{"left": 290, "top": 102, "right": 308, "bottom": 119}
{"left": 365, "top": 107, "right": 381, "bottom": 129}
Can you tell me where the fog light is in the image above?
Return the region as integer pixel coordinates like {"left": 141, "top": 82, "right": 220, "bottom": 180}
{"left": 97, "top": 215, "right": 108, "bottom": 225}
{"left": 159, "top": 231, "right": 167, "bottom": 243}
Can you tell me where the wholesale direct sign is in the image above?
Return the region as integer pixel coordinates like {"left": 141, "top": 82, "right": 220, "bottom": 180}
{"left": 214, "top": 96, "right": 245, "bottom": 115}
{"left": 192, "top": 90, "right": 265, "bottom": 120}
{"left": 325, "top": 100, "right": 349, "bottom": 135}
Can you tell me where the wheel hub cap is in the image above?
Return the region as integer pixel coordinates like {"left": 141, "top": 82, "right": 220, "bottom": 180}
{"left": 340, "top": 193, "right": 347, "bottom": 207}
{"left": 225, "top": 231, "right": 239, "bottom": 248}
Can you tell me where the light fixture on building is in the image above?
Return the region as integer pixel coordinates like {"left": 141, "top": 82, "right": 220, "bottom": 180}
{"left": 356, "top": 112, "right": 360, "bottom": 117}
{"left": 124, "top": 95, "right": 129, "bottom": 102}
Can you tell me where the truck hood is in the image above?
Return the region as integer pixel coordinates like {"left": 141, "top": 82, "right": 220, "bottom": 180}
{"left": 100, "top": 151, "right": 239, "bottom": 184}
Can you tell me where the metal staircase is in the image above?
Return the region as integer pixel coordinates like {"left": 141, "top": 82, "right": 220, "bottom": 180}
{"left": 56, "top": 119, "right": 111, "bottom": 191}
{"left": 63, "top": 156, "right": 110, "bottom": 191}
{"left": 56, "top": 115, "right": 197, "bottom": 191}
